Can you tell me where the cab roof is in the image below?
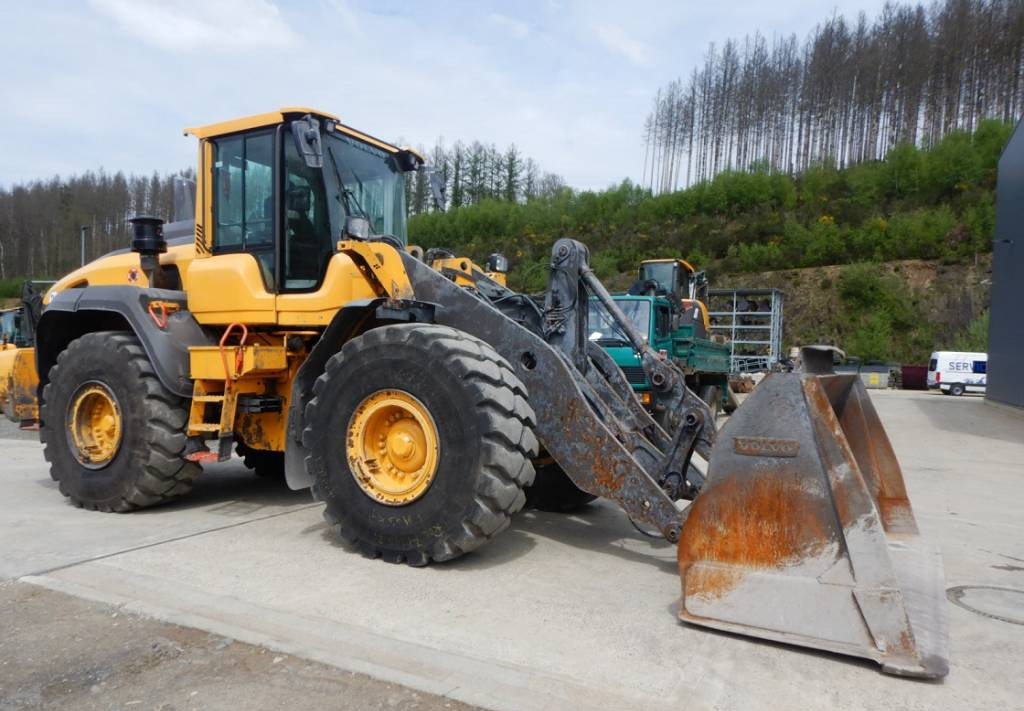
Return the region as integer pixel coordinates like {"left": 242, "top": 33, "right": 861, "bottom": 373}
{"left": 641, "top": 258, "right": 697, "bottom": 273}
{"left": 183, "top": 107, "right": 424, "bottom": 162}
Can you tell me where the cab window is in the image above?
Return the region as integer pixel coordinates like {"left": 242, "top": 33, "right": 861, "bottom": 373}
{"left": 640, "top": 262, "right": 677, "bottom": 296}
{"left": 212, "top": 131, "right": 275, "bottom": 285}
{"left": 0, "top": 311, "right": 15, "bottom": 344}
{"left": 283, "top": 128, "right": 333, "bottom": 290}
{"left": 655, "top": 305, "right": 671, "bottom": 338}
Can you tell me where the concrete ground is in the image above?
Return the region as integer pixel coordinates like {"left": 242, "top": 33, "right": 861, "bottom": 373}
{"left": 1, "top": 389, "right": 1023, "bottom": 711}
{"left": 0, "top": 581, "right": 476, "bottom": 711}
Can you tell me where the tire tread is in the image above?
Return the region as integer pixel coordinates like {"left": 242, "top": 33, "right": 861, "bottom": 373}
{"left": 305, "top": 324, "right": 537, "bottom": 565}
{"left": 41, "top": 331, "right": 200, "bottom": 512}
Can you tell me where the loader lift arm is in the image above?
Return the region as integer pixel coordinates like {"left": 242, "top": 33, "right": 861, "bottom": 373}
{"left": 389, "top": 238, "right": 948, "bottom": 677}
{"left": 394, "top": 238, "right": 717, "bottom": 540}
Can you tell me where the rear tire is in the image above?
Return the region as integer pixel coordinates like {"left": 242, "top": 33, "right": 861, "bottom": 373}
{"left": 525, "top": 461, "right": 597, "bottom": 512}
{"left": 723, "top": 385, "right": 739, "bottom": 414}
{"left": 41, "top": 332, "right": 200, "bottom": 512}
{"left": 236, "top": 441, "right": 285, "bottom": 479}
{"left": 303, "top": 324, "right": 538, "bottom": 565}
{"left": 699, "top": 384, "right": 721, "bottom": 420}
{"left": 950, "top": 383, "right": 966, "bottom": 397}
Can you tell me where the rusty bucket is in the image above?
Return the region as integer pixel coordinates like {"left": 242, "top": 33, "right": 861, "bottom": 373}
{"left": 677, "top": 366, "right": 949, "bottom": 678}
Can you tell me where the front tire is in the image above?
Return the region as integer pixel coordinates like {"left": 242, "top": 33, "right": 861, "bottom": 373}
{"left": 40, "top": 332, "right": 200, "bottom": 512}
{"left": 303, "top": 324, "right": 538, "bottom": 565}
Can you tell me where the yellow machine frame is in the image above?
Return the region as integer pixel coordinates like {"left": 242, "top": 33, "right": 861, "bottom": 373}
{"left": 639, "top": 258, "right": 711, "bottom": 331}
{"left": 43, "top": 109, "right": 459, "bottom": 457}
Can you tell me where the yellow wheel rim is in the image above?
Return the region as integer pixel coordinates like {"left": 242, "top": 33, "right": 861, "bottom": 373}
{"left": 68, "top": 382, "right": 122, "bottom": 468}
{"left": 346, "top": 389, "right": 439, "bottom": 506}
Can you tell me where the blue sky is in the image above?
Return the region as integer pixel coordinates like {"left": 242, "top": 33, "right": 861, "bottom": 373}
{"left": 0, "top": 0, "right": 889, "bottom": 191}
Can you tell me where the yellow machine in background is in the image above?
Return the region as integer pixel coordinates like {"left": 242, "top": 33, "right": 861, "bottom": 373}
{"left": 633, "top": 258, "right": 712, "bottom": 334}
{"left": 0, "top": 282, "right": 49, "bottom": 426}
{"left": 0, "top": 347, "right": 38, "bottom": 425}
{"left": 0, "top": 326, "right": 21, "bottom": 418}
{"left": 33, "top": 108, "right": 948, "bottom": 679}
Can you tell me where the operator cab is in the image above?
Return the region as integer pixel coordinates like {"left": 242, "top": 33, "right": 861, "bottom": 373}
{"left": 192, "top": 109, "right": 422, "bottom": 292}
{"left": 631, "top": 259, "right": 710, "bottom": 338}
{"left": 182, "top": 108, "right": 425, "bottom": 325}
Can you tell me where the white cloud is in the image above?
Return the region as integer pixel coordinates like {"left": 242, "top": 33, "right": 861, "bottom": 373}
{"left": 489, "top": 12, "right": 530, "bottom": 40}
{"left": 592, "top": 23, "right": 651, "bottom": 66}
{"left": 0, "top": 1, "right": 897, "bottom": 190}
{"left": 90, "top": 0, "right": 297, "bottom": 52}
{"left": 324, "top": 0, "right": 361, "bottom": 33}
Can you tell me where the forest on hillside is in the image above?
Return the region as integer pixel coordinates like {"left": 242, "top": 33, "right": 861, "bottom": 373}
{"left": 642, "top": 0, "right": 1024, "bottom": 192}
{"left": 0, "top": 168, "right": 195, "bottom": 287}
{"left": 409, "top": 120, "right": 1014, "bottom": 289}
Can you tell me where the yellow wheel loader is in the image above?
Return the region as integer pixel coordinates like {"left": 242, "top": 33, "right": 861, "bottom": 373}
{"left": 35, "top": 108, "right": 948, "bottom": 678}
{"left": 0, "top": 281, "right": 49, "bottom": 426}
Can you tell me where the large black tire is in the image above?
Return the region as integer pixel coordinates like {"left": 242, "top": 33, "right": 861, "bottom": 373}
{"left": 40, "top": 331, "right": 200, "bottom": 512}
{"left": 950, "top": 383, "right": 966, "bottom": 397}
{"left": 525, "top": 461, "right": 597, "bottom": 513}
{"left": 699, "top": 384, "right": 721, "bottom": 420}
{"left": 236, "top": 441, "right": 285, "bottom": 479}
{"left": 303, "top": 324, "right": 538, "bottom": 565}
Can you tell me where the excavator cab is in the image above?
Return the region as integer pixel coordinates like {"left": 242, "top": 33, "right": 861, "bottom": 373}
{"left": 636, "top": 259, "right": 710, "bottom": 338}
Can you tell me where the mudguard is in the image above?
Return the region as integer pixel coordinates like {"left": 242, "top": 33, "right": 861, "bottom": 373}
{"left": 36, "top": 286, "right": 212, "bottom": 399}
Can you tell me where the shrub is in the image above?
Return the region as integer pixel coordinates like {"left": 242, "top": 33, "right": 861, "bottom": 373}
{"left": 954, "top": 310, "right": 989, "bottom": 352}
{"left": 407, "top": 120, "right": 1013, "bottom": 280}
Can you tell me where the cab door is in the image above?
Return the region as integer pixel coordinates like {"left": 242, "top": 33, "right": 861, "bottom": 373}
{"left": 186, "top": 129, "right": 278, "bottom": 325}
{"left": 274, "top": 124, "right": 377, "bottom": 327}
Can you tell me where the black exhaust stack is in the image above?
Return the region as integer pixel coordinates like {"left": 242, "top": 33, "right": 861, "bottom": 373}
{"left": 129, "top": 216, "right": 167, "bottom": 287}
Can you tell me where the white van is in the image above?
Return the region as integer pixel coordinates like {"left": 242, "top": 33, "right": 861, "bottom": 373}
{"left": 927, "top": 351, "right": 987, "bottom": 396}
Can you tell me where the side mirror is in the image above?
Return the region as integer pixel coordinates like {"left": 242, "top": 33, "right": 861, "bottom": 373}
{"left": 396, "top": 147, "right": 424, "bottom": 172}
{"left": 344, "top": 215, "right": 371, "bottom": 241}
{"left": 292, "top": 116, "right": 323, "bottom": 169}
{"left": 428, "top": 170, "right": 446, "bottom": 211}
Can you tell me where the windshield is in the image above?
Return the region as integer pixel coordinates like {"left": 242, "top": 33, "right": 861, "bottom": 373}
{"left": 324, "top": 131, "right": 408, "bottom": 244}
{"left": 588, "top": 299, "right": 651, "bottom": 345}
{"left": 640, "top": 262, "right": 677, "bottom": 295}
